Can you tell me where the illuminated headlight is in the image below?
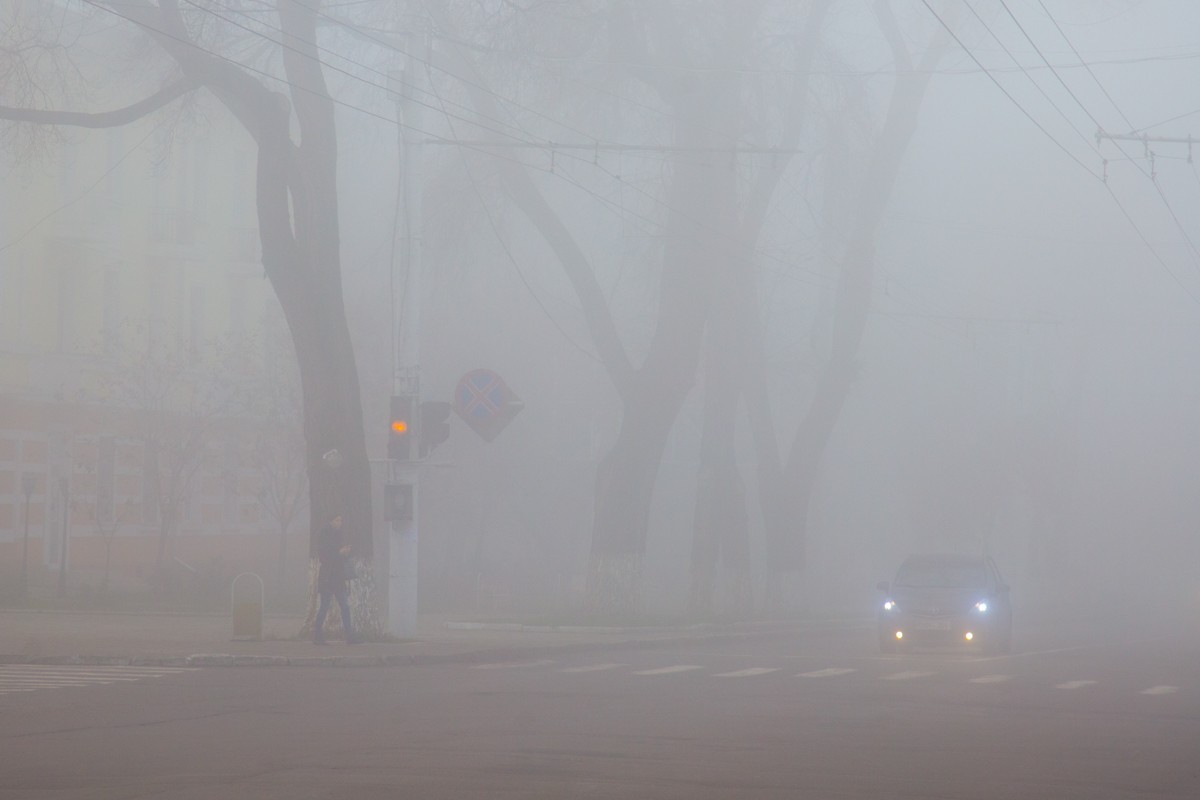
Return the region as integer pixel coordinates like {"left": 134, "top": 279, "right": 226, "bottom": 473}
{"left": 975, "top": 601, "right": 988, "bottom": 613}
{"left": 895, "top": 630, "right": 904, "bottom": 640}
{"left": 883, "top": 600, "right": 896, "bottom": 611}
{"left": 964, "top": 631, "right": 974, "bottom": 641}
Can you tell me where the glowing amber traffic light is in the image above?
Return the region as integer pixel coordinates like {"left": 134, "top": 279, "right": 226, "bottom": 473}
{"left": 388, "top": 396, "right": 415, "bottom": 460}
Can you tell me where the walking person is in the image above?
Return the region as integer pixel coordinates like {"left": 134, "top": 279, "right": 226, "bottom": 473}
{"left": 313, "top": 513, "right": 359, "bottom": 644}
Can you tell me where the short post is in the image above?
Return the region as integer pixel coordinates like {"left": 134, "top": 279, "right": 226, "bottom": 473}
{"left": 231, "top": 572, "right": 265, "bottom": 641}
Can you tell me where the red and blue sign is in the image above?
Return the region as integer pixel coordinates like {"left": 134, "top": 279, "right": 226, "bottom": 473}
{"left": 454, "top": 369, "right": 523, "bottom": 443}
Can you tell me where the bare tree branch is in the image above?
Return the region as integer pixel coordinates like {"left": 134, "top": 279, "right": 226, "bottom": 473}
{"left": 0, "top": 76, "right": 199, "bottom": 128}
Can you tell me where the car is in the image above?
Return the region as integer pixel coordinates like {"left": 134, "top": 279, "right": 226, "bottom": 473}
{"left": 876, "top": 553, "right": 1012, "bottom": 654}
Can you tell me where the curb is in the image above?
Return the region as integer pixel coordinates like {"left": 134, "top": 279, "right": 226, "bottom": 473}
{"left": 0, "top": 620, "right": 870, "bottom": 669}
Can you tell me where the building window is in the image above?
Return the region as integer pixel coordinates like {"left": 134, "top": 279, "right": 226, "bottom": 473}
{"left": 56, "top": 264, "right": 76, "bottom": 353}
{"left": 141, "top": 441, "right": 160, "bottom": 526}
{"left": 188, "top": 285, "right": 205, "bottom": 362}
{"left": 103, "top": 270, "right": 121, "bottom": 355}
{"left": 97, "top": 436, "right": 115, "bottom": 525}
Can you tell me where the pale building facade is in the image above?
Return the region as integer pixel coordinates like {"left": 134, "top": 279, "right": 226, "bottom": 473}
{"left": 0, "top": 102, "right": 308, "bottom": 598}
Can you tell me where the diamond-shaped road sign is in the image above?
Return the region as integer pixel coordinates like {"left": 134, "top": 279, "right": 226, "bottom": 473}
{"left": 453, "top": 368, "right": 523, "bottom": 443}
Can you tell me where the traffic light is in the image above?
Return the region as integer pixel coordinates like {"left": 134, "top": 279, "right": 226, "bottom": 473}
{"left": 388, "top": 395, "right": 415, "bottom": 460}
{"left": 419, "top": 401, "right": 451, "bottom": 457}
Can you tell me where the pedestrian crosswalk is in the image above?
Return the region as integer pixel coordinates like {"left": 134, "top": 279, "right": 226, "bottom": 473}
{"left": 0, "top": 664, "right": 197, "bottom": 695}
{"left": 458, "top": 657, "right": 1192, "bottom": 698}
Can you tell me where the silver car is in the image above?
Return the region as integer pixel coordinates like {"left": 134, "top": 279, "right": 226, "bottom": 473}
{"left": 877, "top": 554, "right": 1013, "bottom": 654}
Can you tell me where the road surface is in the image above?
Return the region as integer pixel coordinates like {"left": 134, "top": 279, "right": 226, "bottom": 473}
{"left": 3, "top": 619, "right": 1198, "bottom": 798}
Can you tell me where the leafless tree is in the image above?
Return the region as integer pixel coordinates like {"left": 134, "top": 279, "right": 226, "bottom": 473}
{"left": 1, "top": 1, "right": 376, "bottom": 629}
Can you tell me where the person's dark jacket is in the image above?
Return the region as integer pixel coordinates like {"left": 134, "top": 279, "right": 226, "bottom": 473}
{"left": 316, "top": 524, "right": 349, "bottom": 591}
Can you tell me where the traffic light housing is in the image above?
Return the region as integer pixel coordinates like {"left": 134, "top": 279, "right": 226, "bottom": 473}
{"left": 419, "top": 401, "right": 451, "bottom": 457}
{"left": 388, "top": 395, "right": 415, "bottom": 460}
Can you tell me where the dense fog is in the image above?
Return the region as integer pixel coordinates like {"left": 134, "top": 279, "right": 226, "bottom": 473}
{"left": 3, "top": 0, "right": 1200, "bottom": 631}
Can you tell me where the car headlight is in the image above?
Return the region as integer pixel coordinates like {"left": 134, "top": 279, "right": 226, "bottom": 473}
{"left": 975, "top": 601, "right": 988, "bottom": 613}
{"left": 883, "top": 600, "right": 896, "bottom": 612}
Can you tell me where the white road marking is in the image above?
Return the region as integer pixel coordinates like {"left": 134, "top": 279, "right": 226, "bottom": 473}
{"left": 633, "top": 665, "right": 705, "bottom": 676}
{"left": 559, "top": 663, "right": 626, "bottom": 673}
{"left": 0, "top": 665, "right": 195, "bottom": 695}
{"left": 12, "top": 665, "right": 195, "bottom": 672}
{"left": 1140, "top": 685, "right": 1179, "bottom": 695}
{"left": 973, "top": 643, "right": 1102, "bottom": 661}
{"left": 470, "top": 659, "right": 555, "bottom": 670}
{"left": 797, "top": 668, "right": 857, "bottom": 678}
{"left": 713, "top": 667, "right": 780, "bottom": 678}
{"left": 1056, "top": 680, "right": 1098, "bottom": 690}
{"left": 969, "top": 674, "right": 1013, "bottom": 684}
{"left": 883, "top": 670, "right": 936, "bottom": 681}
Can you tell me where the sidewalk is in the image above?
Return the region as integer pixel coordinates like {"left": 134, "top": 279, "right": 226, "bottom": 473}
{"left": 0, "top": 608, "right": 830, "bottom": 668}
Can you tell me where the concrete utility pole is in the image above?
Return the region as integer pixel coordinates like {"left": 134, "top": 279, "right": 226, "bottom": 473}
{"left": 386, "top": 31, "right": 428, "bottom": 639}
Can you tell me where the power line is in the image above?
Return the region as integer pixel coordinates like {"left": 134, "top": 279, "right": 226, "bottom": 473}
{"left": 1026, "top": 2, "right": 1200, "bottom": 267}
{"left": 919, "top": 0, "right": 1102, "bottom": 181}
{"left": 964, "top": 1, "right": 1101, "bottom": 156}
{"left": 1035, "top": 0, "right": 1136, "bottom": 132}
{"left": 922, "top": 0, "right": 1200, "bottom": 307}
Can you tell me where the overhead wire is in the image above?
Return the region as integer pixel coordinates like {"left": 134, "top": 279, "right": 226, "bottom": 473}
{"left": 921, "top": 0, "right": 1200, "bottom": 307}
{"left": 75, "top": 0, "right": 583, "bottom": 180}
{"left": 1016, "top": 0, "right": 1200, "bottom": 268}
{"left": 964, "top": 1, "right": 1102, "bottom": 156}
{"left": 334, "top": 4, "right": 835, "bottom": 291}
{"left": 918, "top": 0, "right": 1103, "bottom": 181}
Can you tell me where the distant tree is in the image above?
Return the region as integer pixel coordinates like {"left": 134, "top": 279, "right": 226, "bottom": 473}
{"left": 749, "top": 4, "right": 954, "bottom": 610}
{"left": 95, "top": 338, "right": 241, "bottom": 586}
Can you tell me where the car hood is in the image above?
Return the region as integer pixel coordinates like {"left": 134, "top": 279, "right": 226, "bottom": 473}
{"left": 890, "top": 586, "right": 983, "bottom": 615}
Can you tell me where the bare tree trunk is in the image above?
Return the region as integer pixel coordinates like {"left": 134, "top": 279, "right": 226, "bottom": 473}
{"left": 761, "top": 10, "right": 951, "bottom": 611}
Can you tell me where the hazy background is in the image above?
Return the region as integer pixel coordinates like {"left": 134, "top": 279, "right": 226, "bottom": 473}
{"left": 4, "top": 0, "right": 1200, "bottom": 624}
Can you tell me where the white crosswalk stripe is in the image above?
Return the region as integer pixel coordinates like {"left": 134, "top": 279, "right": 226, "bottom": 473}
{"left": 633, "top": 665, "right": 704, "bottom": 676}
{"left": 0, "top": 664, "right": 197, "bottom": 695}
{"left": 713, "top": 667, "right": 780, "bottom": 678}
{"left": 883, "top": 670, "right": 937, "bottom": 681}
{"left": 470, "top": 659, "right": 556, "bottom": 670}
{"left": 969, "top": 674, "right": 1013, "bottom": 684}
{"left": 458, "top": 660, "right": 1189, "bottom": 697}
{"left": 797, "top": 668, "right": 857, "bottom": 678}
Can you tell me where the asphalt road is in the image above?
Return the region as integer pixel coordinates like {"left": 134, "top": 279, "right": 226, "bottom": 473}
{"left": 3, "top": 619, "right": 1199, "bottom": 799}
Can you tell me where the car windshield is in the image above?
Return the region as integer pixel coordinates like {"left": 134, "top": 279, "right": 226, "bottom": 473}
{"left": 895, "top": 561, "right": 986, "bottom": 589}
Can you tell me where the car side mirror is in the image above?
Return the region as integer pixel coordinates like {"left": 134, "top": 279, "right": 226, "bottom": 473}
{"left": 876, "top": 581, "right": 889, "bottom": 593}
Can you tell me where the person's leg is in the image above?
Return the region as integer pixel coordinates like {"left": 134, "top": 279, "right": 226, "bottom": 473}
{"left": 314, "top": 589, "right": 332, "bottom": 643}
{"left": 336, "top": 587, "right": 356, "bottom": 642}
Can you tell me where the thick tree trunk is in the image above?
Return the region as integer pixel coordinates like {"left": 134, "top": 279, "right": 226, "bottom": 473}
{"left": 760, "top": 15, "right": 949, "bottom": 612}
{"left": 585, "top": 373, "right": 687, "bottom": 618}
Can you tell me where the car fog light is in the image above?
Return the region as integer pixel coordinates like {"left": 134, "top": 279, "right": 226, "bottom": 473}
{"left": 964, "top": 631, "right": 974, "bottom": 641}
{"left": 895, "top": 631, "right": 904, "bottom": 640}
